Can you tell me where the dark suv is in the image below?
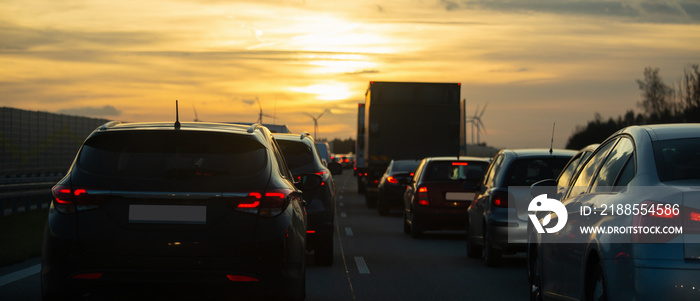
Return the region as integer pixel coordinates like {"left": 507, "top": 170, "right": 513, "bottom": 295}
{"left": 273, "top": 133, "right": 341, "bottom": 266}
{"left": 42, "top": 122, "right": 315, "bottom": 300}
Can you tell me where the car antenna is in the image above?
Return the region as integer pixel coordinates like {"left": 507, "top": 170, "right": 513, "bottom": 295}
{"left": 549, "top": 122, "right": 555, "bottom": 155}
{"left": 174, "top": 100, "right": 181, "bottom": 130}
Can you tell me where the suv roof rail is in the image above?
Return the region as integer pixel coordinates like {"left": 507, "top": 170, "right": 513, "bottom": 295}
{"left": 247, "top": 123, "right": 262, "bottom": 133}
{"left": 300, "top": 132, "right": 311, "bottom": 140}
{"left": 99, "top": 121, "right": 122, "bottom": 131}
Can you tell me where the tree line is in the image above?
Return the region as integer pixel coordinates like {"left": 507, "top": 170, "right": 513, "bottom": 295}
{"left": 566, "top": 64, "right": 700, "bottom": 150}
{"left": 319, "top": 137, "right": 356, "bottom": 154}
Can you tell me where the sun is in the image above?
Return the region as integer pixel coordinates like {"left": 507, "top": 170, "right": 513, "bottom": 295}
{"left": 290, "top": 83, "right": 354, "bottom": 101}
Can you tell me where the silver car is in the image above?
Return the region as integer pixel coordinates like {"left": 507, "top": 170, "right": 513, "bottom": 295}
{"left": 529, "top": 124, "right": 700, "bottom": 301}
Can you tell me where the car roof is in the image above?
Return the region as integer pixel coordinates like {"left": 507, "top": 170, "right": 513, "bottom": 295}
{"left": 634, "top": 124, "right": 700, "bottom": 141}
{"left": 97, "top": 121, "right": 261, "bottom": 135}
{"left": 500, "top": 148, "right": 578, "bottom": 158}
{"left": 424, "top": 156, "right": 491, "bottom": 162}
{"left": 272, "top": 132, "right": 314, "bottom": 142}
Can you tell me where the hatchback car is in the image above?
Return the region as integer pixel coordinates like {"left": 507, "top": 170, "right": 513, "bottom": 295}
{"left": 466, "top": 149, "right": 575, "bottom": 267}
{"left": 403, "top": 157, "right": 491, "bottom": 238}
{"left": 377, "top": 160, "right": 421, "bottom": 216}
{"left": 42, "top": 122, "right": 316, "bottom": 300}
{"left": 274, "top": 133, "right": 342, "bottom": 266}
{"left": 529, "top": 124, "right": 700, "bottom": 301}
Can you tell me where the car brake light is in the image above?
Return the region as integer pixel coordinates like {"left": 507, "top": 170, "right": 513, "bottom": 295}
{"left": 632, "top": 201, "right": 683, "bottom": 243}
{"left": 418, "top": 186, "right": 429, "bottom": 206}
{"left": 492, "top": 191, "right": 509, "bottom": 208}
{"left": 452, "top": 162, "right": 469, "bottom": 166}
{"left": 387, "top": 176, "right": 398, "bottom": 184}
{"left": 237, "top": 193, "right": 261, "bottom": 209}
{"left": 690, "top": 212, "right": 700, "bottom": 222}
{"left": 227, "top": 275, "right": 259, "bottom": 282}
{"left": 232, "top": 190, "right": 292, "bottom": 217}
{"left": 72, "top": 273, "right": 103, "bottom": 280}
{"left": 51, "top": 185, "right": 104, "bottom": 214}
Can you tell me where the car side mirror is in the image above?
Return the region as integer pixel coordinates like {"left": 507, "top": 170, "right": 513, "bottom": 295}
{"left": 295, "top": 174, "right": 323, "bottom": 191}
{"left": 530, "top": 179, "right": 557, "bottom": 199}
{"left": 328, "top": 162, "right": 343, "bottom": 175}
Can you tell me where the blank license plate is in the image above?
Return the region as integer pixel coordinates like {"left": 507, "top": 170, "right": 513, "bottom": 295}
{"left": 445, "top": 192, "right": 475, "bottom": 201}
{"left": 129, "top": 205, "right": 206, "bottom": 224}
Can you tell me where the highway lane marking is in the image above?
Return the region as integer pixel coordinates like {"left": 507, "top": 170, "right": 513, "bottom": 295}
{"left": 354, "top": 256, "right": 370, "bottom": 274}
{"left": 335, "top": 176, "right": 357, "bottom": 300}
{"left": 339, "top": 202, "right": 344, "bottom": 207}
{"left": 341, "top": 212, "right": 348, "bottom": 218}
{"left": 0, "top": 264, "right": 40, "bottom": 287}
{"left": 345, "top": 227, "right": 354, "bottom": 236}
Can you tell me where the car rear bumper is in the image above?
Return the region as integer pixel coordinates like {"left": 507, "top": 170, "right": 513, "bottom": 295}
{"left": 379, "top": 185, "right": 406, "bottom": 206}
{"left": 42, "top": 237, "right": 300, "bottom": 299}
{"left": 603, "top": 258, "right": 700, "bottom": 301}
{"left": 42, "top": 211, "right": 306, "bottom": 299}
{"left": 414, "top": 207, "right": 468, "bottom": 230}
{"left": 306, "top": 215, "right": 333, "bottom": 250}
{"left": 487, "top": 217, "right": 528, "bottom": 253}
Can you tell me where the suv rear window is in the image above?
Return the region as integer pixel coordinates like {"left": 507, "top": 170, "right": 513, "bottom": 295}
{"left": 78, "top": 131, "right": 267, "bottom": 179}
{"left": 424, "top": 161, "right": 489, "bottom": 181}
{"left": 653, "top": 138, "right": 700, "bottom": 182}
{"left": 277, "top": 140, "right": 317, "bottom": 174}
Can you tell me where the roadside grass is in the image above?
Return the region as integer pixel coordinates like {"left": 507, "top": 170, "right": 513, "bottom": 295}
{"left": 0, "top": 209, "right": 48, "bottom": 267}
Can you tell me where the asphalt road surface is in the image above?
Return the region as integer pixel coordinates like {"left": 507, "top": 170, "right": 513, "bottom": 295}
{"left": 0, "top": 171, "right": 528, "bottom": 300}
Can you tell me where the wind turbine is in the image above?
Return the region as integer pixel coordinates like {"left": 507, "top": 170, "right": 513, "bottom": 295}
{"left": 467, "top": 103, "right": 488, "bottom": 145}
{"left": 304, "top": 109, "right": 330, "bottom": 140}
{"left": 256, "top": 97, "right": 274, "bottom": 124}
{"left": 192, "top": 104, "right": 200, "bottom": 122}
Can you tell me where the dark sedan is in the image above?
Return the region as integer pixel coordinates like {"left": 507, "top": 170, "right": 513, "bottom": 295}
{"left": 403, "top": 157, "right": 491, "bottom": 238}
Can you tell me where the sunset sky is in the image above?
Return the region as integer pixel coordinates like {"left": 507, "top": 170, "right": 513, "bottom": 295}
{"left": 2, "top": 0, "right": 700, "bottom": 149}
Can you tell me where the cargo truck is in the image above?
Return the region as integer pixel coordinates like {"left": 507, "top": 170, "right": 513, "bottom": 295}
{"left": 358, "top": 81, "right": 463, "bottom": 208}
{"left": 354, "top": 103, "right": 367, "bottom": 193}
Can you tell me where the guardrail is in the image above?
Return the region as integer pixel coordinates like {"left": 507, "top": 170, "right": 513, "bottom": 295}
{"left": 0, "top": 182, "right": 54, "bottom": 217}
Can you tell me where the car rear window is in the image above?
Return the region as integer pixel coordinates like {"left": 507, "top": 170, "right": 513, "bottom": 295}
{"left": 77, "top": 131, "right": 267, "bottom": 180}
{"left": 391, "top": 161, "right": 420, "bottom": 173}
{"left": 505, "top": 158, "right": 570, "bottom": 186}
{"left": 423, "top": 161, "right": 489, "bottom": 182}
{"left": 277, "top": 140, "right": 317, "bottom": 174}
{"left": 653, "top": 138, "right": 700, "bottom": 182}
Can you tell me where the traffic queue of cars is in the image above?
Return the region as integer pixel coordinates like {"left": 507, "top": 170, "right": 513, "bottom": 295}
{"left": 43, "top": 120, "right": 699, "bottom": 300}
{"left": 527, "top": 124, "right": 700, "bottom": 301}
{"left": 42, "top": 122, "right": 341, "bottom": 300}
{"left": 366, "top": 123, "right": 700, "bottom": 300}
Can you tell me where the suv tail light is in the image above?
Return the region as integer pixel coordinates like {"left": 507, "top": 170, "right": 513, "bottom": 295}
{"left": 51, "top": 185, "right": 104, "bottom": 214}
{"left": 230, "top": 189, "right": 294, "bottom": 217}
{"left": 492, "top": 191, "right": 509, "bottom": 208}
{"left": 387, "top": 176, "right": 398, "bottom": 184}
{"left": 417, "top": 186, "right": 429, "bottom": 206}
